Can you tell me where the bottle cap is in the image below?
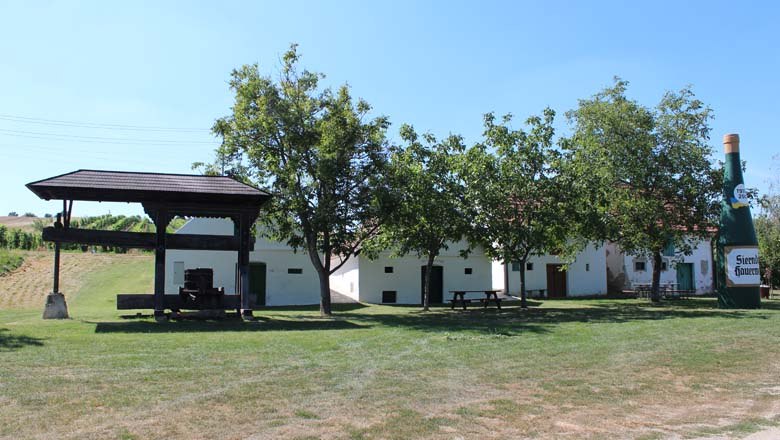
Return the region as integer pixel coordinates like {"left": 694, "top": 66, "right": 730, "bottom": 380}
{"left": 723, "top": 133, "right": 740, "bottom": 153}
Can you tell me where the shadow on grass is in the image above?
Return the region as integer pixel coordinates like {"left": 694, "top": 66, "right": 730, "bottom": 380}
{"left": 92, "top": 298, "right": 773, "bottom": 335}
{"left": 92, "top": 317, "right": 370, "bottom": 334}
{"left": 333, "top": 298, "right": 766, "bottom": 336}
{"left": 0, "top": 328, "right": 45, "bottom": 352}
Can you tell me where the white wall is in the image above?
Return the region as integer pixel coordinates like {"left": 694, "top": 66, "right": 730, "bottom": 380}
{"left": 165, "top": 218, "right": 321, "bottom": 306}
{"left": 492, "top": 243, "right": 608, "bottom": 296}
{"left": 621, "top": 238, "right": 714, "bottom": 294}
{"left": 329, "top": 255, "right": 361, "bottom": 301}
{"left": 360, "top": 255, "right": 492, "bottom": 304}
{"left": 330, "top": 241, "right": 493, "bottom": 304}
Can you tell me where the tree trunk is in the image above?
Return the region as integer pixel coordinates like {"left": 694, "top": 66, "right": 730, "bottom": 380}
{"left": 519, "top": 257, "right": 528, "bottom": 309}
{"left": 306, "top": 239, "right": 332, "bottom": 316}
{"left": 423, "top": 252, "right": 436, "bottom": 312}
{"left": 317, "top": 268, "right": 332, "bottom": 316}
{"left": 650, "top": 251, "right": 662, "bottom": 303}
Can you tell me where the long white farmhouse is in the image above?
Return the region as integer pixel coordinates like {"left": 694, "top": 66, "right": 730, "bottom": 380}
{"left": 605, "top": 237, "right": 715, "bottom": 294}
{"left": 491, "top": 243, "right": 609, "bottom": 297}
{"left": 165, "top": 218, "right": 321, "bottom": 306}
{"left": 330, "top": 240, "right": 493, "bottom": 304}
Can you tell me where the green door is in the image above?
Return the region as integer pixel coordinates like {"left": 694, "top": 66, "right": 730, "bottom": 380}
{"left": 421, "top": 265, "right": 443, "bottom": 304}
{"left": 249, "top": 262, "right": 267, "bottom": 307}
{"left": 676, "top": 263, "right": 694, "bottom": 291}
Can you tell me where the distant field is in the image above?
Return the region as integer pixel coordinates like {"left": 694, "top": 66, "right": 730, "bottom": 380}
{"left": 0, "top": 216, "right": 41, "bottom": 232}
{"left": 1, "top": 256, "right": 780, "bottom": 439}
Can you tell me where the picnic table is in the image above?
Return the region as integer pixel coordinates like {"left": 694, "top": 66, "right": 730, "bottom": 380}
{"left": 448, "top": 290, "right": 502, "bottom": 310}
{"left": 627, "top": 283, "right": 693, "bottom": 299}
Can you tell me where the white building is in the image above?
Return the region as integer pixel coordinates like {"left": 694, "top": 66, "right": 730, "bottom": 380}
{"left": 330, "top": 240, "right": 494, "bottom": 304}
{"left": 605, "top": 238, "right": 715, "bottom": 294}
{"left": 165, "top": 218, "right": 321, "bottom": 306}
{"left": 490, "top": 243, "right": 609, "bottom": 297}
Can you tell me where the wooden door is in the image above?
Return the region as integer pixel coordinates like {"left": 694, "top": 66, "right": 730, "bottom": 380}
{"left": 249, "top": 262, "right": 267, "bottom": 307}
{"left": 676, "top": 263, "right": 694, "bottom": 291}
{"left": 546, "top": 264, "right": 567, "bottom": 298}
{"left": 421, "top": 265, "right": 444, "bottom": 304}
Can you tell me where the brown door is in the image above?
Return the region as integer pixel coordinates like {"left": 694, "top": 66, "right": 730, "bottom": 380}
{"left": 546, "top": 264, "right": 567, "bottom": 298}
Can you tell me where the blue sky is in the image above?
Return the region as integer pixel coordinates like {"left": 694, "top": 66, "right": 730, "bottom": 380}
{"left": 1, "top": 0, "right": 778, "bottom": 216}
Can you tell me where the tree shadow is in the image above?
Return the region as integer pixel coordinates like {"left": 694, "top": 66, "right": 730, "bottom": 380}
{"left": 0, "top": 328, "right": 45, "bottom": 352}
{"left": 92, "top": 316, "right": 370, "bottom": 334}
{"left": 334, "top": 298, "right": 764, "bottom": 336}
{"left": 91, "top": 298, "right": 773, "bottom": 335}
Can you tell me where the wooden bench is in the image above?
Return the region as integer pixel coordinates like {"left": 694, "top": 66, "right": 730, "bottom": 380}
{"left": 448, "top": 290, "right": 502, "bottom": 310}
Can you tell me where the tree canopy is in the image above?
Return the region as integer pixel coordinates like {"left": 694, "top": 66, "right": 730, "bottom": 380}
{"left": 565, "top": 79, "right": 720, "bottom": 301}
{"left": 212, "top": 45, "right": 392, "bottom": 315}
{"left": 461, "top": 108, "right": 575, "bottom": 307}
{"left": 365, "top": 125, "right": 467, "bottom": 310}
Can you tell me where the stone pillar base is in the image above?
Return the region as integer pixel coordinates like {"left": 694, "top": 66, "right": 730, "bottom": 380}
{"left": 42, "top": 293, "right": 69, "bottom": 319}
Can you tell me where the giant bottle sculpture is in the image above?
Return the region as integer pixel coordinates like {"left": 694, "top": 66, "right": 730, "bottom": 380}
{"left": 716, "top": 133, "right": 761, "bottom": 308}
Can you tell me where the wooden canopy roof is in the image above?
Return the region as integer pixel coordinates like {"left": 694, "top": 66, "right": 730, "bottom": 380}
{"left": 27, "top": 169, "right": 271, "bottom": 206}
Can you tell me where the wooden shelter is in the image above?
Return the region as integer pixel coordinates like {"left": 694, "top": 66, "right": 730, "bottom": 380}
{"left": 27, "top": 169, "right": 271, "bottom": 320}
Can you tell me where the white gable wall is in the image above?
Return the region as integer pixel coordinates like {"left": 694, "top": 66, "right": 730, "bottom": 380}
{"left": 329, "top": 256, "right": 361, "bottom": 301}
{"left": 358, "top": 254, "right": 493, "bottom": 304}
{"left": 330, "top": 241, "right": 493, "bottom": 304}
{"left": 491, "top": 243, "right": 608, "bottom": 296}
{"left": 165, "top": 218, "right": 321, "bottom": 306}
{"left": 619, "top": 238, "right": 714, "bottom": 294}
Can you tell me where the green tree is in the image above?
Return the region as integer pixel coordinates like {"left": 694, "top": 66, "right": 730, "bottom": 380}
{"left": 461, "top": 108, "right": 574, "bottom": 308}
{"left": 212, "top": 45, "right": 391, "bottom": 316}
{"left": 365, "top": 126, "right": 467, "bottom": 311}
{"left": 565, "top": 79, "right": 720, "bottom": 302}
{"left": 757, "top": 168, "right": 780, "bottom": 288}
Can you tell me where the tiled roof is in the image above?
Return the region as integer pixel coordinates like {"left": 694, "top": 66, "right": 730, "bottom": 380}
{"left": 27, "top": 169, "right": 270, "bottom": 205}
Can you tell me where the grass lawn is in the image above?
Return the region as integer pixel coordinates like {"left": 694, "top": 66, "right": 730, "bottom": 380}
{"left": 2, "top": 257, "right": 780, "bottom": 439}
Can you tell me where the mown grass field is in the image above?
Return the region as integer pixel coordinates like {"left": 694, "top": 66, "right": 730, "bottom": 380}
{"left": 1, "top": 254, "right": 780, "bottom": 439}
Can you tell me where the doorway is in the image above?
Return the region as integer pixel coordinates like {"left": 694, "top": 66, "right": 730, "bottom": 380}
{"left": 421, "top": 265, "right": 444, "bottom": 304}
{"left": 249, "top": 262, "right": 267, "bottom": 307}
{"left": 676, "top": 262, "right": 694, "bottom": 291}
{"left": 546, "top": 264, "right": 567, "bottom": 298}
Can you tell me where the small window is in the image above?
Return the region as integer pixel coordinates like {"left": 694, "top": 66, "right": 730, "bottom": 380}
{"left": 381, "top": 291, "right": 397, "bottom": 303}
{"left": 464, "top": 267, "right": 473, "bottom": 275}
{"left": 635, "top": 261, "right": 646, "bottom": 272}
{"left": 585, "top": 263, "right": 590, "bottom": 272}
{"left": 384, "top": 266, "right": 394, "bottom": 274}
{"left": 663, "top": 241, "right": 675, "bottom": 257}
{"left": 526, "top": 263, "right": 534, "bottom": 271}
{"left": 173, "top": 262, "right": 184, "bottom": 285}
{"left": 661, "top": 261, "right": 668, "bottom": 271}
{"left": 511, "top": 262, "right": 521, "bottom": 272}
{"left": 288, "top": 268, "right": 303, "bottom": 274}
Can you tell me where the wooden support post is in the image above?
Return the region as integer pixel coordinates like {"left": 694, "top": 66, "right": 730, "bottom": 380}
{"left": 238, "top": 213, "right": 252, "bottom": 319}
{"left": 53, "top": 241, "right": 60, "bottom": 293}
{"left": 153, "top": 209, "right": 170, "bottom": 321}
{"left": 43, "top": 208, "right": 68, "bottom": 319}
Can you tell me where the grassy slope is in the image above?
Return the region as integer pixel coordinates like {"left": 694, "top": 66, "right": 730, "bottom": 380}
{"left": 0, "top": 250, "right": 23, "bottom": 275}
{"left": 2, "top": 260, "right": 780, "bottom": 439}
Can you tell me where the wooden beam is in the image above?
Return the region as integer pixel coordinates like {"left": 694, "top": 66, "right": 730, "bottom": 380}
{"left": 238, "top": 213, "right": 252, "bottom": 318}
{"left": 117, "top": 294, "right": 243, "bottom": 310}
{"left": 42, "top": 228, "right": 242, "bottom": 251}
{"left": 153, "top": 210, "right": 169, "bottom": 318}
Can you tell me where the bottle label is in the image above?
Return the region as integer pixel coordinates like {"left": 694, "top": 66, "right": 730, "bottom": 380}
{"left": 730, "top": 184, "right": 749, "bottom": 208}
{"left": 725, "top": 246, "right": 760, "bottom": 287}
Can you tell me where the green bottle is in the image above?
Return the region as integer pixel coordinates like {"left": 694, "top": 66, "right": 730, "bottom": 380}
{"left": 716, "top": 134, "right": 761, "bottom": 308}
